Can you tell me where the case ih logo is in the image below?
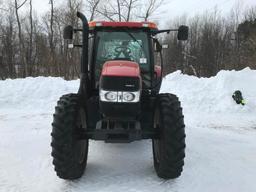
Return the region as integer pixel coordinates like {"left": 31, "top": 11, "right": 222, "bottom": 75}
{"left": 125, "top": 84, "right": 135, "bottom": 87}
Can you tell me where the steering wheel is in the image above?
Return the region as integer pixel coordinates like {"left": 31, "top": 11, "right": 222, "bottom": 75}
{"left": 115, "top": 46, "right": 131, "bottom": 58}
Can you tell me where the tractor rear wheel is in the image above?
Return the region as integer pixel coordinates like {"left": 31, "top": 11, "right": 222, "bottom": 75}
{"left": 152, "top": 93, "right": 186, "bottom": 179}
{"left": 51, "top": 94, "right": 88, "bottom": 180}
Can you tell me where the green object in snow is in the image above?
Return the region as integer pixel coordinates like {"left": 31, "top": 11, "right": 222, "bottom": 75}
{"left": 232, "top": 90, "right": 245, "bottom": 105}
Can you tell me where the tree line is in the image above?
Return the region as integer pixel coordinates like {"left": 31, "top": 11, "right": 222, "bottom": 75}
{"left": 162, "top": 7, "right": 256, "bottom": 77}
{"left": 0, "top": 0, "right": 255, "bottom": 79}
{"left": 0, "top": 0, "right": 164, "bottom": 79}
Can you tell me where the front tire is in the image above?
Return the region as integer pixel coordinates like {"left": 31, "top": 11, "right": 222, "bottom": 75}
{"left": 152, "top": 93, "right": 186, "bottom": 179}
{"left": 51, "top": 94, "right": 88, "bottom": 180}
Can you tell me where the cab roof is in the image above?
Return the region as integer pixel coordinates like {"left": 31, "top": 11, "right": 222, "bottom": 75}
{"left": 89, "top": 21, "right": 158, "bottom": 30}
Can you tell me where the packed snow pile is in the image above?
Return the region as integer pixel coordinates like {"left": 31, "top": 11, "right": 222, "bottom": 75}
{"left": 161, "top": 67, "right": 256, "bottom": 114}
{"left": 0, "top": 67, "right": 255, "bottom": 127}
{"left": 0, "top": 77, "right": 79, "bottom": 114}
{"left": 161, "top": 67, "right": 256, "bottom": 128}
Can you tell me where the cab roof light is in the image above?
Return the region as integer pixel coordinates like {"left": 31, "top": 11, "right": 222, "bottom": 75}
{"left": 89, "top": 21, "right": 102, "bottom": 28}
{"left": 142, "top": 23, "right": 149, "bottom": 27}
{"left": 95, "top": 22, "right": 102, "bottom": 27}
{"left": 88, "top": 21, "right": 158, "bottom": 29}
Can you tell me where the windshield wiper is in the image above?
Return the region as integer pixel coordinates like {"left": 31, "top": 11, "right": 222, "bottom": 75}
{"left": 123, "top": 29, "right": 143, "bottom": 48}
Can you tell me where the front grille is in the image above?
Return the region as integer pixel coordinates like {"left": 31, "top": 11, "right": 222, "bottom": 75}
{"left": 100, "top": 76, "right": 140, "bottom": 91}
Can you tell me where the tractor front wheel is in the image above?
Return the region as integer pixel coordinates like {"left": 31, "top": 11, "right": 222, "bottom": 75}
{"left": 51, "top": 94, "right": 88, "bottom": 180}
{"left": 152, "top": 93, "right": 186, "bottom": 179}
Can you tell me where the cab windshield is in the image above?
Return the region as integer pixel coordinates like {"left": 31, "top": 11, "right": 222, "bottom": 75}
{"left": 94, "top": 30, "right": 151, "bottom": 84}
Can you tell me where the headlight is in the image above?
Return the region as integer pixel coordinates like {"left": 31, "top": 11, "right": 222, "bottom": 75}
{"left": 122, "top": 91, "right": 140, "bottom": 103}
{"left": 100, "top": 90, "right": 118, "bottom": 102}
{"left": 105, "top": 91, "right": 118, "bottom": 101}
{"left": 100, "top": 90, "right": 140, "bottom": 103}
{"left": 122, "top": 92, "right": 135, "bottom": 102}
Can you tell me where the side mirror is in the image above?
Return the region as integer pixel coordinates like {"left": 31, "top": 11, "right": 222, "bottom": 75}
{"left": 154, "top": 39, "right": 162, "bottom": 52}
{"left": 63, "top": 25, "right": 74, "bottom": 40}
{"left": 178, "top": 25, "right": 189, "bottom": 41}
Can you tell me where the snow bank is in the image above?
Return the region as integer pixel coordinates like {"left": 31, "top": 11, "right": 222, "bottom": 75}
{"left": 0, "top": 77, "right": 79, "bottom": 114}
{"left": 0, "top": 68, "right": 255, "bottom": 127}
{"left": 161, "top": 67, "right": 256, "bottom": 113}
{"left": 161, "top": 68, "right": 256, "bottom": 128}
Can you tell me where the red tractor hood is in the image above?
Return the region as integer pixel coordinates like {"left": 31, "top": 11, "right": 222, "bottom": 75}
{"left": 101, "top": 60, "right": 140, "bottom": 78}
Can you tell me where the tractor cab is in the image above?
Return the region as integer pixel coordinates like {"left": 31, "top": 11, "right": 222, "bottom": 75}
{"left": 64, "top": 19, "right": 188, "bottom": 94}
{"left": 88, "top": 21, "right": 158, "bottom": 90}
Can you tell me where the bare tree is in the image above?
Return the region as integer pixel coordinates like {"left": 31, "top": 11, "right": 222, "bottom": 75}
{"left": 27, "top": 0, "right": 33, "bottom": 75}
{"left": 86, "top": 0, "right": 101, "bottom": 21}
{"left": 49, "top": 0, "right": 54, "bottom": 53}
{"left": 14, "top": 0, "right": 28, "bottom": 77}
{"left": 123, "top": 0, "right": 139, "bottom": 21}
{"left": 95, "top": 0, "right": 123, "bottom": 21}
{"left": 140, "top": 0, "right": 164, "bottom": 21}
{"left": 95, "top": 0, "right": 163, "bottom": 22}
{"left": 0, "top": 3, "right": 17, "bottom": 79}
{"left": 95, "top": 0, "right": 138, "bottom": 21}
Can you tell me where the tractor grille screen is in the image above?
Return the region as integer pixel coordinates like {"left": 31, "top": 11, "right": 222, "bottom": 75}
{"left": 100, "top": 76, "right": 140, "bottom": 91}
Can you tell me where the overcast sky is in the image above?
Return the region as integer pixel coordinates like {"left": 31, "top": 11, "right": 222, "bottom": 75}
{"left": 2, "top": 0, "right": 256, "bottom": 26}
{"left": 29, "top": 0, "right": 256, "bottom": 15}
{"left": 157, "top": 0, "right": 256, "bottom": 26}
{"left": 160, "top": 0, "right": 256, "bottom": 17}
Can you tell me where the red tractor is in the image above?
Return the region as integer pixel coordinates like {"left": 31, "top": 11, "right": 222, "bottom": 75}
{"left": 51, "top": 12, "right": 188, "bottom": 180}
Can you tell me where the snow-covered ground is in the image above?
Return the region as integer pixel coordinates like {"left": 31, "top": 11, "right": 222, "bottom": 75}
{"left": 0, "top": 68, "right": 256, "bottom": 192}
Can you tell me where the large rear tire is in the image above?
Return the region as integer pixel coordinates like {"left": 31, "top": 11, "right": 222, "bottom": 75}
{"left": 152, "top": 93, "right": 186, "bottom": 179}
{"left": 51, "top": 94, "right": 88, "bottom": 180}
